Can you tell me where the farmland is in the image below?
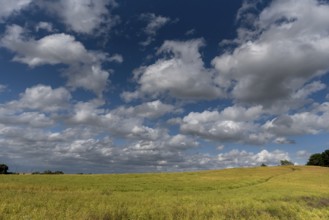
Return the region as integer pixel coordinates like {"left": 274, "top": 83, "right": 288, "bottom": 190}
{"left": 1, "top": 166, "right": 329, "bottom": 219}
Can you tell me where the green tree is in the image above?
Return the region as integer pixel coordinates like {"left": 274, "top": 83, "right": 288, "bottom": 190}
{"left": 280, "top": 160, "right": 294, "bottom": 166}
{"left": 321, "top": 150, "right": 329, "bottom": 167}
{"left": 0, "top": 164, "right": 8, "bottom": 174}
{"left": 306, "top": 153, "right": 323, "bottom": 166}
{"left": 306, "top": 149, "right": 329, "bottom": 167}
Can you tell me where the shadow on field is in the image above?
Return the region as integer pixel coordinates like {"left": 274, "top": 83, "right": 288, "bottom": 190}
{"left": 301, "top": 196, "right": 329, "bottom": 209}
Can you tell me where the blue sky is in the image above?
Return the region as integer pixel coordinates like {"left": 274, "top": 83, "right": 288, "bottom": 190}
{"left": 1, "top": 0, "right": 329, "bottom": 173}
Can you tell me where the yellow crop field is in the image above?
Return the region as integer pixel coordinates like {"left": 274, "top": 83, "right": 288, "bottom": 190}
{"left": 1, "top": 166, "right": 329, "bottom": 220}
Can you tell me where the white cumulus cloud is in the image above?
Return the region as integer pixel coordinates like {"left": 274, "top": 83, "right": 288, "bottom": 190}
{"left": 9, "top": 85, "right": 71, "bottom": 112}
{"left": 180, "top": 105, "right": 266, "bottom": 144}
{"left": 0, "top": 25, "right": 113, "bottom": 96}
{"left": 125, "top": 39, "right": 224, "bottom": 101}
{"left": 0, "top": 0, "right": 32, "bottom": 22}
{"left": 35, "top": 22, "right": 54, "bottom": 32}
{"left": 213, "top": 0, "right": 329, "bottom": 107}
{"left": 140, "top": 13, "right": 171, "bottom": 46}
{"left": 39, "top": 0, "right": 118, "bottom": 34}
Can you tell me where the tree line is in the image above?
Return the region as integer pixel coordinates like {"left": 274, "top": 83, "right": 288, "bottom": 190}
{"left": 32, "top": 170, "right": 64, "bottom": 175}
{"left": 0, "top": 164, "right": 64, "bottom": 175}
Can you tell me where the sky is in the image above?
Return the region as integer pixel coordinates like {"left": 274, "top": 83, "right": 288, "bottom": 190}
{"left": 1, "top": 0, "right": 329, "bottom": 173}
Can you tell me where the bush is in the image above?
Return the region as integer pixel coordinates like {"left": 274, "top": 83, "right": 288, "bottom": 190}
{"left": 0, "top": 164, "right": 8, "bottom": 174}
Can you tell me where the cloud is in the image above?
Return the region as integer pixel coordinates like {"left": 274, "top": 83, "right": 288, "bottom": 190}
{"left": 70, "top": 100, "right": 104, "bottom": 125}
{"left": 5, "top": 116, "right": 283, "bottom": 173}
{"left": 167, "top": 134, "right": 199, "bottom": 150}
{"left": 292, "top": 81, "right": 326, "bottom": 100}
{"left": 217, "top": 149, "right": 289, "bottom": 167}
{"left": 0, "top": 85, "right": 73, "bottom": 144}
{"left": 0, "top": 25, "right": 113, "bottom": 96}
{"left": 263, "top": 108, "right": 329, "bottom": 137}
{"left": 101, "top": 101, "right": 177, "bottom": 140}
{"left": 0, "top": 88, "right": 292, "bottom": 172}
{"left": 115, "top": 136, "right": 199, "bottom": 171}
{"left": 38, "top": 0, "right": 118, "bottom": 34}
{"left": 124, "top": 39, "right": 224, "bottom": 101}
{"left": 296, "top": 150, "right": 310, "bottom": 159}
{"left": 0, "top": 95, "right": 200, "bottom": 172}
{"left": 54, "top": 137, "right": 115, "bottom": 159}
{"left": 35, "top": 22, "right": 54, "bottom": 32}
{"left": 262, "top": 102, "right": 329, "bottom": 141}
{"left": 0, "top": 85, "right": 67, "bottom": 127}
{"left": 124, "top": 134, "right": 198, "bottom": 155}
{"left": 0, "top": 110, "right": 54, "bottom": 128}
{"left": 235, "top": 0, "right": 262, "bottom": 27}
{"left": 141, "top": 13, "right": 170, "bottom": 36}
{"left": 8, "top": 85, "right": 71, "bottom": 112}
{"left": 178, "top": 100, "right": 329, "bottom": 146}
{"left": 67, "top": 99, "right": 177, "bottom": 141}
{"left": 0, "top": 0, "right": 32, "bottom": 22}
{"left": 121, "top": 148, "right": 290, "bottom": 172}
{"left": 174, "top": 101, "right": 329, "bottom": 145}
{"left": 0, "top": 85, "right": 7, "bottom": 93}
{"left": 180, "top": 105, "right": 267, "bottom": 144}
{"left": 213, "top": 0, "right": 329, "bottom": 107}
{"left": 0, "top": 123, "right": 118, "bottom": 172}
{"left": 140, "top": 13, "right": 171, "bottom": 46}
{"left": 108, "top": 54, "right": 123, "bottom": 63}
{"left": 1, "top": 25, "right": 91, "bottom": 66}
{"left": 185, "top": 29, "right": 196, "bottom": 36}
{"left": 274, "top": 137, "right": 296, "bottom": 145}
{"left": 64, "top": 64, "right": 110, "bottom": 96}
{"left": 127, "top": 100, "right": 177, "bottom": 119}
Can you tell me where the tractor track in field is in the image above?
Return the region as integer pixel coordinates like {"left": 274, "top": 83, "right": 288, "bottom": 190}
{"left": 225, "top": 167, "right": 299, "bottom": 190}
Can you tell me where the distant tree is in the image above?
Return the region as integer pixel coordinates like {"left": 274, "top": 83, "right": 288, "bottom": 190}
{"left": 32, "top": 170, "right": 64, "bottom": 175}
{"left": 321, "top": 150, "right": 329, "bottom": 167}
{"left": 307, "top": 149, "right": 329, "bottom": 167}
{"left": 0, "top": 164, "right": 8, "bottom": 174}
{"left": 280, "top": 160, "right": 294, "bottom": 166}
{"left": 40, "top": 170, "right": 64, "bottom": 175}
{"left": 306, "top": 153, "right": 324, "bottom": 166}
{"left": 260, "top": 163, "right": 267, "bottom": 167}
{"left": 43, "top": 170, "right": 53, "bottom": 174}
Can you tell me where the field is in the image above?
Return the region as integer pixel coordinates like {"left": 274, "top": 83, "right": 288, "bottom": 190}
{"left": 1, "top": 166, "right": 329, "bottom": 220}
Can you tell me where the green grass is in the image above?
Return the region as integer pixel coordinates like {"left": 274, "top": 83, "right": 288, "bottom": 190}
{"left": 1, "top": 166, "right": 329, "bottom": 219}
